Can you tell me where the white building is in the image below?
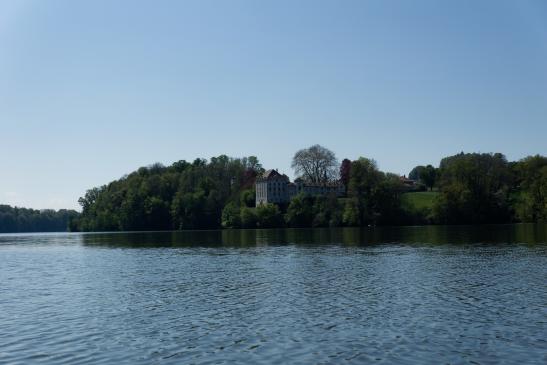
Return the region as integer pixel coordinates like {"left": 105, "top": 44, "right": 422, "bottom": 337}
{"left": 255, "top": 169, "right": 345, "bottom": 206}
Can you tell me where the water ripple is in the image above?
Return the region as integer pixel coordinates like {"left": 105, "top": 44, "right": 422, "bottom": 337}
{"left": 1, "top": 228, "right": 547, "bottom": 364}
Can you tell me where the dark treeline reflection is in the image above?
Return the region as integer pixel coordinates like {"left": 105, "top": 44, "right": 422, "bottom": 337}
{"left": 80, "top": 224, "right": 547, "bottom": 248}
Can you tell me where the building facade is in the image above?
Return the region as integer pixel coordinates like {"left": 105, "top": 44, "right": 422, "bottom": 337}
{"left": 255, "top": 169, "right": 345, "bottom": 206}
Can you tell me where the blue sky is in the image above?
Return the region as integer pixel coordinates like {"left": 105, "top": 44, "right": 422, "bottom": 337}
{"left": 1, "top": 0, "right": 546, "bottom": 210}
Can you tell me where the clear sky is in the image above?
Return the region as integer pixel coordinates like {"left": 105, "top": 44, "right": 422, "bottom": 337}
{"left": 1, "top": 0, "right": 546, "bottom": 210}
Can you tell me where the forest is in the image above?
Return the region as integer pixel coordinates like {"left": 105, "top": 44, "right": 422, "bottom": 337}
{"left": 0, "top": 205, "right": 79, "bottom": 233}
{"left": 71, "top": 146, "right": 547, "bottom": 232}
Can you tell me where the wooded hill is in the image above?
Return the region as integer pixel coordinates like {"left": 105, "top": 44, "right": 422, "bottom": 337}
{"left": 72, "top": 147, "right": 547, "bottom": 231}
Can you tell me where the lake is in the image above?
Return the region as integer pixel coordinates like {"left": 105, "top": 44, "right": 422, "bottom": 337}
{"left": 1, "top": 225, "right": 546, "bottom": 364}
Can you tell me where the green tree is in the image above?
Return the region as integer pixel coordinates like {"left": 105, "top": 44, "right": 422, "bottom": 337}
{"left": 221, "top": 202, "right": 242, "bottom": 228}
{"left": 256, "top": 204, "right": 283, "bottom": 228}
{"left": 348, "top": 157, "right": 383, "bottom": 224}
{"left": 342, "top": 198, "right": 360, "bottom": 226}
{"left": 285, "top": 193, "right": 314, "bottom": 227}
{"left": 409, "top": 165, "right": 436, "bottom": 190}
{"left": 240, "top": 207, "right": 258, "bottom": 228}
{"left": 512, "top": 155, "right": 547, "bottom": 222}
{"left": 171, "top": 191, "right": 206, "bottom": 230}
{"left": 373, "top": 173, "right": 405, "bottom": 224}
{"left": 408, "top": 166, "right": 425, "bottom": 181}
{"left": 420, "top": 165, "right": 437, "bottom": 191}
{"left": 433, "top": 152, "right": 512, "bottom": 224}
{"left": 240, "top": 189, "right": 256, "bottom": 208}
{"left": 144, "top": 196, "right": 170, "bottom": 230}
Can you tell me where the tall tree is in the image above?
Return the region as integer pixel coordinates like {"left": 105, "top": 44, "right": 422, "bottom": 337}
{"left": 340, "top": 158, "right": 351, "bottom": 193}
{"left": 512, "top": 155, "right": 547, "bottom": 222}
{"left": 409, "top": 164, "right": 437, "bottom": 190}
{"left": 291, "top": 144, "right": 338, "bottom": 184}
{"left": 347, "top": 157, "right": 383, "bottom": 224}
{"left": 421, "top": 165, "right": 437, "bottom": 191}
{"left": 408, "top": 166, "right": 425, "bottom": 181}
{"left": 433, "top": 152, "right": 512, "bottom": 224}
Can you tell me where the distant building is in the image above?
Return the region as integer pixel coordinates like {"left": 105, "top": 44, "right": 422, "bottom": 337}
{"left": 255, "top": 169, "right": 344, "bottom": 206}
{"left": 399, "top": 175, "right": 420, "bottom": 191}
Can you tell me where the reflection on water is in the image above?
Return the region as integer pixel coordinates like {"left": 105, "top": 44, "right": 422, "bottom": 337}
{"left": 1, "top": 225, "right": 546, "bottom": 364}
{"left": 73, "top": 224, "right": 547, "bottom": 248}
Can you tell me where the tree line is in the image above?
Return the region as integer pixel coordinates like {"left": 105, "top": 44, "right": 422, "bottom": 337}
{"left": 74, "top": 156, "right": 263, "bottom": 231}
{"left": 0, "top": 205, "right": 79, "bottom": 233}
{"left": 70, "top": 146, "right": 547, "bottom": 232}
{"left": 433, "top": 153, "right": 547, "bottom": 224}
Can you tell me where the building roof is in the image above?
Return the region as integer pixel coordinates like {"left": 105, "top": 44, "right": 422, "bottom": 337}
{"left": 258, "top": 169, "right": 289, "bottom": 181}
{"left": 399, "top": 175, "right": 417, "bottom": 185}
{"left": 258, "top": 170, "right": 342, "bottom": 186}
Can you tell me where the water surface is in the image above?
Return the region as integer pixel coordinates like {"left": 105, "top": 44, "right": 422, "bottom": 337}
{"left": 1, "top": 225, "right": 547, "bottom": 364}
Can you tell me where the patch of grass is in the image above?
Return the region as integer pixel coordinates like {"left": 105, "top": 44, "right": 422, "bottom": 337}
{"left": 401, "top": 191, "right": 439, "bottom": 211}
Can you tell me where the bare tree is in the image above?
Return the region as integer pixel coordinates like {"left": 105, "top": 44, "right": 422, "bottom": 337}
{"left": 291, "top": 145, "right": 338, "bottom": 184}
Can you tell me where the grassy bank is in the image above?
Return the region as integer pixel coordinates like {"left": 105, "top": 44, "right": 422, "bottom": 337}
{"left": 401, "top": 191, "right": 439, "bottom": 211}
